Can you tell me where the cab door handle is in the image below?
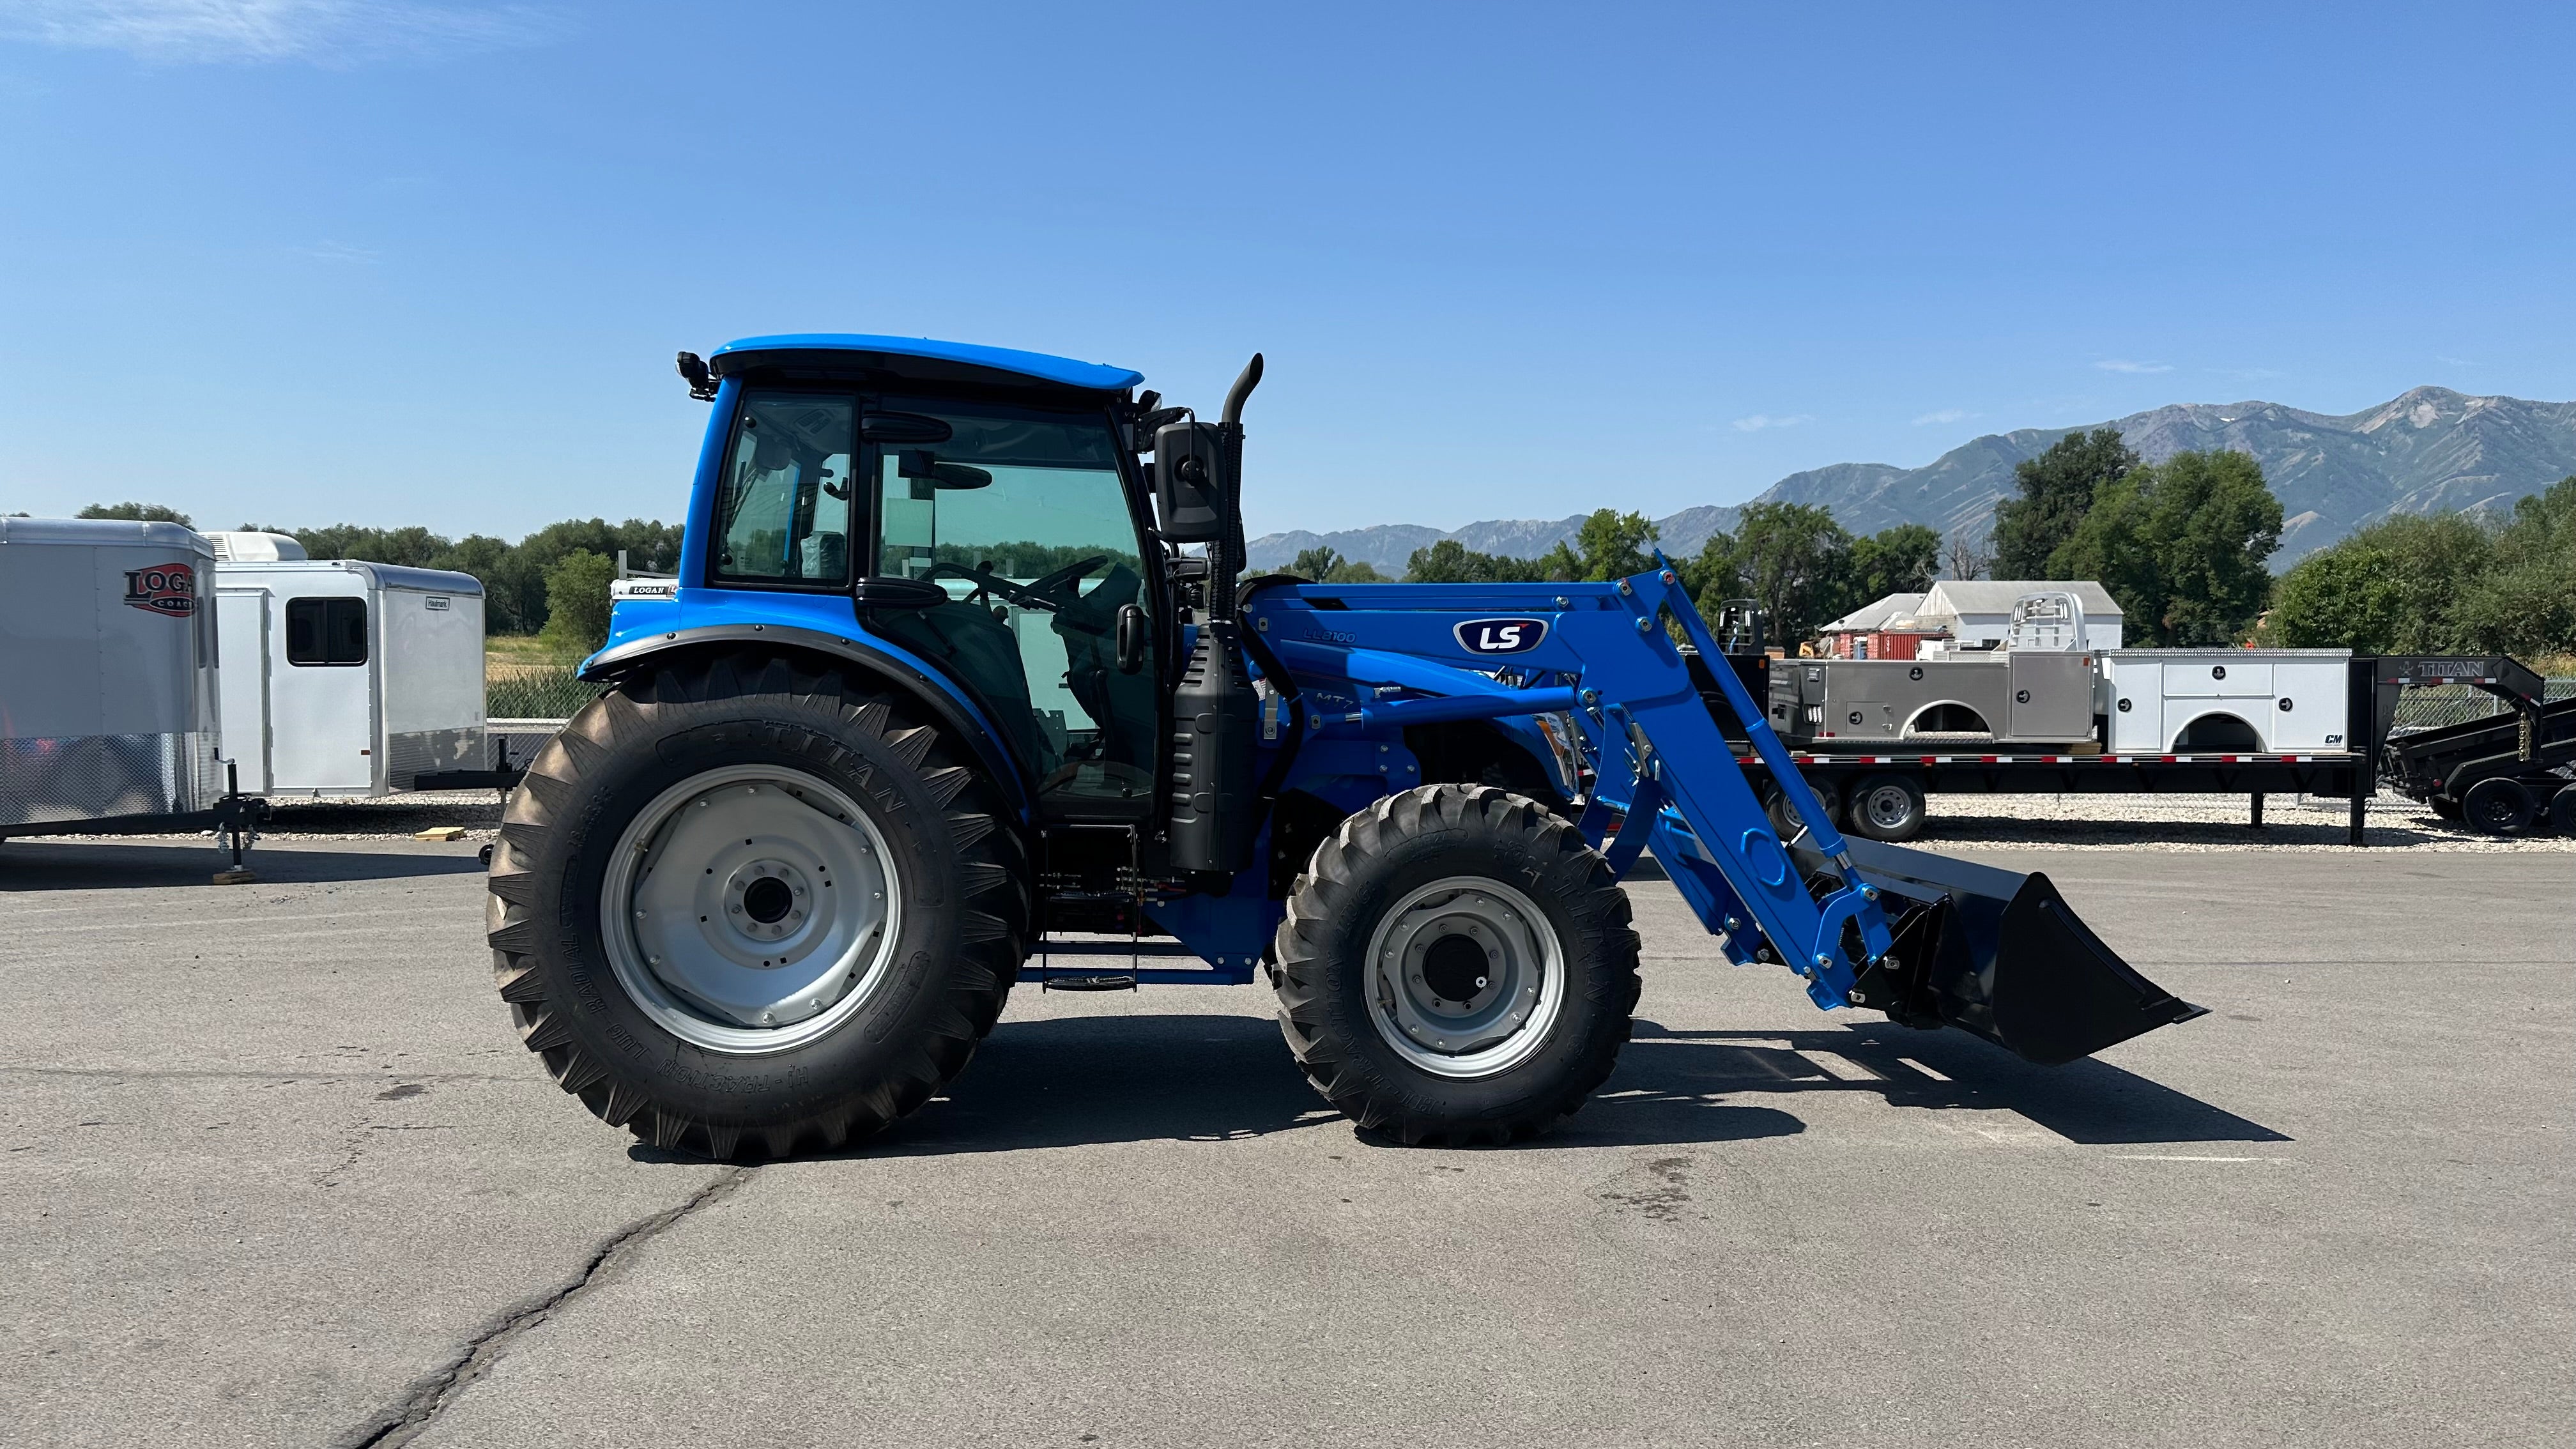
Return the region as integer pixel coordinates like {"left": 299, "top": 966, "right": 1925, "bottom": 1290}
{"left": 1116, "top": 604, "right": 1147, "bottom": 674}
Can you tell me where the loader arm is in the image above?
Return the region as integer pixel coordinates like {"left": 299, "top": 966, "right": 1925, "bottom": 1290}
{"left": 1245, "top": 558, "right": 2203, "bottom": 1063}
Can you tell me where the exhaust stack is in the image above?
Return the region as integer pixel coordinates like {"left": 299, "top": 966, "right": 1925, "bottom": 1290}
{"left": 1167, "top": 353, "right": 1266, "bottom": 876}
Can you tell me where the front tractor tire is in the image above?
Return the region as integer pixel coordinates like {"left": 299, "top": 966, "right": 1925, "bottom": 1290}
{"left": 486, "top": 652, "right": 1029, "bottom": 1160}
{"left": 1271, "top": 785, "right": 1640, "bottom": 1146}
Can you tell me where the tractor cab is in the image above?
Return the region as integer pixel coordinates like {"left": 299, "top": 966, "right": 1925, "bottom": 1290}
{"left": 634, "top": 335, "right": 1176, "bottom": 824}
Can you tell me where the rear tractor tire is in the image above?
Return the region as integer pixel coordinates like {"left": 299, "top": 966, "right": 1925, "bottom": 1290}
{"left": 1271, "top": 785, "right": 1639, "bottom": 1146}
{"left": 485, "top": 651, "right": 1030, "bottom": 1160}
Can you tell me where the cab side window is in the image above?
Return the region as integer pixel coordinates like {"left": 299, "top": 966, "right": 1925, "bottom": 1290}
{"left": 286, "top": 597, "right": 367, "bottom": 666}
{"left": 712, "top": 391, "right": 855, "bottom": 587}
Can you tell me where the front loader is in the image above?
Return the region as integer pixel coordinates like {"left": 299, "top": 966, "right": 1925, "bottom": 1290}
{"left": 486, "top": 334, "right": 2201, "bottom": 1157}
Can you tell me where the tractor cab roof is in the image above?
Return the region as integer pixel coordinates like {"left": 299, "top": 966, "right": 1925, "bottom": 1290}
{"left": 708, "top": 334, "right": 1143, "bottom": 395}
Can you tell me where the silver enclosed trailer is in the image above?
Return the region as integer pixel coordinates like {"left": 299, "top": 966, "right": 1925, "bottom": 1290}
{"left": 0, "top": 519, "right": 259, "bottom": 855}
{"left": 213, "top": 560, "right": 496, "bottom": 796}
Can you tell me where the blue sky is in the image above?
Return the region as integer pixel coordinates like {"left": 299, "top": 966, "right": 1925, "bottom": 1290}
{"left": 2, "top": 1, "right": 2570, "bottom": 541}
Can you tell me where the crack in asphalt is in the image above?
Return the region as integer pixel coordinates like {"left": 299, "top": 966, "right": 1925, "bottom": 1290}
{"left": 339, "top": 1165, "right": 756, "bottom": 1448}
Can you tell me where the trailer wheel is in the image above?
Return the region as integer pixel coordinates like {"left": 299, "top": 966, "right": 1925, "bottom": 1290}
{"left": 2460, "top": 777, "right": 2535, "bottom": 836}
{"left": 1843, "top": 774, "right": 1927, "bottom": 842}
{"left": 484, "top": 651, "right": 1029, "bottom": 1160}
{"left": 2549, "top": 785, "right": 2576, "bottom": 838}
{"left": 1765, "top": 779, "right": 1841, "bottom": 844}
{"left": 1271, "top": 785, "right": 1639, "bottom": 1146}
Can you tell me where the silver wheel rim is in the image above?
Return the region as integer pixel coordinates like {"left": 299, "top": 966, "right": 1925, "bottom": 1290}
{"left": 1363, "top": 876, "right": 1566, "bottom": 1079}
{"left": 1863, "top": 785, "right": 1913, "bottom": 829}
{"left": 599, "top": 764, "right": 901, "bottom": 1055}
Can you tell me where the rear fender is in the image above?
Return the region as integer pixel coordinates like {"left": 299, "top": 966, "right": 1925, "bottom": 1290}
{"left": 582, "top": 624, "right": 1039, "bottom": 824}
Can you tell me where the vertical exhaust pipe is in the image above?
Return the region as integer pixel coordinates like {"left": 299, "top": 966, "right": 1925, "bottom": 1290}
{"left": 1169, "top": 353, "right": 1265, "bottom": 876}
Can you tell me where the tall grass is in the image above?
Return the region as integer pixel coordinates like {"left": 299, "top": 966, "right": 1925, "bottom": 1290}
{"left": 486, "top": 641, "right": 602, "bottom": 719}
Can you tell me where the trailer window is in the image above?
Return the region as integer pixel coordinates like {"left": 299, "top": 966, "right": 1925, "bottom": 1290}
{"left": 713, "top": 391, "right": 855, "bottom": 588}
{"left": 286, "top": 597, "right": 368, "bottom": 666}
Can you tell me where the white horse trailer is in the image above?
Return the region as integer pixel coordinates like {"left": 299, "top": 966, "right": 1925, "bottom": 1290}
{"left": 0, "top": 519, "right": 245, "bottom": 840}
{"left": 213, "top": 560, "right": 493, "bottom": 796}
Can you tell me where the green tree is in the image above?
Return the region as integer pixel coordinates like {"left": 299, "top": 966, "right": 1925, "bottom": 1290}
{"left": 2451, "top": 476, "right": 2576, "bottom": 657}
{"left": 1731, "top": 502, "right": 1853, "bottom": 645}
{"left": 1571, "top": 509, "right": 1660, "bottom": 581}
{"left": 1287, "top": 546, "right": 1344, "bottom": 580}
{"left": 1403, "top": 539, "right": 1551, "bottom": 583}
{"left": 1991, "top": 428, "right": 2137, "bottom": 578}
{"left": 537, "top": 549, "right": 618, "bottom": 654}
{"left": 1845, "top": 522, "right": 1941, "bottom": 605}
{"left": 2269, "top": 542, "right": 2407, "bottom": 651}
{"left": 248, "top": 515, "right": 684, "bottom": 636}
{"left": 79, "top": 502, "right": 193, "bottom": 526}
{"left": 2052, "top": 449, "right": 2283, "bottom": 646}
{"left": 1533, "top": 540, "right": 1584, "bottom": 582}
{"left": 1675, "top": 531, "right": 1743, "bottom": 621}
{"left": 1278, "top": 546, "right": 1387, "bottom": 583}
{"left": 2267, "top": 510, "right": 2492, "bottom": 652}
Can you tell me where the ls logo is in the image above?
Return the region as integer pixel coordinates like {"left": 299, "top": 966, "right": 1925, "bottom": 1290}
{"left": 1453, "top": 617, "right": 1548, "bottom": 655}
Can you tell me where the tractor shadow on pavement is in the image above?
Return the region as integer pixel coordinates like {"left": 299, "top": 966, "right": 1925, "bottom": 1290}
{"left": 866, "top": 1006, "right": 2269, "bottom": 1155}
{"left": 0, "top": 840, "right": 487, "bottom": 890}
{"left": 1598, "top": 1020, "right": 2290, "bottom": 1146}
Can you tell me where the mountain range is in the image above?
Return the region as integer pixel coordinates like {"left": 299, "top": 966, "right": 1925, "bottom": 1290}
{"left": 1246, "top": 387, "right": 2576, "bottom": 574}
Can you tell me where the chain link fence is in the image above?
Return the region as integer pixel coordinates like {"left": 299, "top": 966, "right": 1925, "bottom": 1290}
{"left": 486, "top": 659, "right": 605, "bottom": 721}
{"left": 2389, "top": 678, "right": 2576, "bottom": 732}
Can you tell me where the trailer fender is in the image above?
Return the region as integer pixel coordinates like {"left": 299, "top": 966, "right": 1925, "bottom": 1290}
{"left": 581, "top": 625, "right": 1038, "bottom": 823}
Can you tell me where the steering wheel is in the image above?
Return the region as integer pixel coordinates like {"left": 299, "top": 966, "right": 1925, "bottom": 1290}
{"left": 928, "top": 555, "right": 1107, "bottom": 613}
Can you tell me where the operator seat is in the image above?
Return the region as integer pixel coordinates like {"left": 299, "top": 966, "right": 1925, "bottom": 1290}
{"left": 1052, "top": 562, "right": 1159, "bottom": 772}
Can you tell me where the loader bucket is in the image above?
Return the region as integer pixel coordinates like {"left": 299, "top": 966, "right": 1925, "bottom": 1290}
{"left": 1837, "top": 838, "right": 2206, "bottom": 1065}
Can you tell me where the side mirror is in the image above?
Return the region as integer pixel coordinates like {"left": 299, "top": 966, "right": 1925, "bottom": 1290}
{"left": 1116, "top": 604, "right": 1147, "bottom": 674}
{"left": 1153, "top": 420, "right": 1225, "bottom": 542}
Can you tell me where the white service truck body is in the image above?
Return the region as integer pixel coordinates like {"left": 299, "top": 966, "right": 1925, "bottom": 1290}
{"left": 2098, "top": 648, "right": 2352, "bottom": 753}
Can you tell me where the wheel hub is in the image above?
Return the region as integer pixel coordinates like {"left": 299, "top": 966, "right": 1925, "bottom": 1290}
{"left": 726, "top": 861, "right": 808, "bottom": 941}
{"left": 601, "top": 767, "right": 901, "bottom": 1052}
{"left": 1365, "top": 877, "right": 1566, "bottom": 1078}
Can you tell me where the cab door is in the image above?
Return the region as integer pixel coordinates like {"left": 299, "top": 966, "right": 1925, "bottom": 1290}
{"left": 855, "top": 394, "right": 1162, "bottom": 819}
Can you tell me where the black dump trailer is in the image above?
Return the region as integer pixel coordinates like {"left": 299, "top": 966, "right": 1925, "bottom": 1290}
{"left": 2371, "top": 656, "right": 2576, "bottom": 836}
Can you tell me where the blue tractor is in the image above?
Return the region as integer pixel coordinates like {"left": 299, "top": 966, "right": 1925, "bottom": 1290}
{"left": 488, "top": 335, "right": 2202, "bottom": 1157}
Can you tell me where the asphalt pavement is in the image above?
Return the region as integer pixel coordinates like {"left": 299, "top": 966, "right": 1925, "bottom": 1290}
{"left": 1, "top": 837, "right": 2568, "bottom": 1448}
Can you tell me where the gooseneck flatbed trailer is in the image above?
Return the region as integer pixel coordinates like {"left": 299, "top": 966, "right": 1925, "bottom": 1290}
{"left": 486, "top": 334, "right": 2205, "bottom": 1160}
{"left": 1709, "top": 652, "right": 2571, "bottom": 844}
